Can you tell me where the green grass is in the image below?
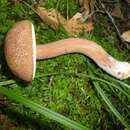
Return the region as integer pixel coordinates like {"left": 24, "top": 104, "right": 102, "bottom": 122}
{"left": 1, "top": 0, "right": 130, "bottom": 130}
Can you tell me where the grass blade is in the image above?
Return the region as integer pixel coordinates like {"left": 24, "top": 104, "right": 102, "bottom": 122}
{"left": 106, "top": 76, "right": 130, "bottom": 89}
{"left": 0, "top": 86, "right": 91, "bottom": 130}
{"left": 0, "top": 80, "right": 15, "bottom": 86}
{"left": 93, "top": 81, "right": 130, "bottom": 129}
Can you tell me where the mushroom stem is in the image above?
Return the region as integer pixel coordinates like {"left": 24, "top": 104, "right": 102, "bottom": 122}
{"left": 36, "top": 38, "right": 130, "bottom": 80}
{"left": 37, "top": 38, "right": 110, "bottom": 64}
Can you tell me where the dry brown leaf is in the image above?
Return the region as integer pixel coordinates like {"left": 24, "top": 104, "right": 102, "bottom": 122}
{"left": 36, "top": 6, "right": 94, "bottom": 34}
{"left": 78, "top": 0, "right": 95, "bottom": 22}
{"left": 128, "top": 0, "right": 130, "bottom": 4}
{"left": 0, "top": 114, "right": 15, "bottom": 130}
{"left": 64, "top": 12, "right": 93, "bottom": 34}
{"left": 121, "top": 30, "right": 130, "bottom": 42}
{"left": 36, "top": 7, "right": 66, "bottom": 30}
{"left": 78, "top": 0, "right": 95, "bottom": 14}
{"left": 111, "top": 4, "right": 123, "bottom": 19}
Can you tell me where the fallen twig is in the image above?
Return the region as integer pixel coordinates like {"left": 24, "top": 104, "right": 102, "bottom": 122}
{"left": 98, "top": 0, "right": 122, "bottom": 39}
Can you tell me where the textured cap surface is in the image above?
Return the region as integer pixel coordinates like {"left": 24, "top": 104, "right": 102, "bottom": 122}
{"left": 4, "top": 20, "right": 36, "bottom": 81}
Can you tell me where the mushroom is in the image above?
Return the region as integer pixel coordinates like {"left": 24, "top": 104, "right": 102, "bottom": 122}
{"left": 4, "top": 20, "right": 130, "bottom": 81}
{"left": 121, "top": 30, "right": 130, "bottom": 43}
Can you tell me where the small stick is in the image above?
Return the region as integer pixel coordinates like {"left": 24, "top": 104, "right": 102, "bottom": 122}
{"left": 98, "top": 0, "right": 122, "bottom": 39}
{"left": 55, "top": 0, "right": 61, "bottom": 10}
{"left": 66, "top": 0, "right": 69, "bottom": 20}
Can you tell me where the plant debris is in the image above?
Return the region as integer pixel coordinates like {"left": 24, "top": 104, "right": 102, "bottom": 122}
{"left": 111, "top": 3, "right": 123, "bottom": 19}
{"left": 36, "top": 6, "right": 94, "bottom": 34}
{"left": 0, "top": 113, "right": 16, "bottom": 130}
{"left": 121, "top": 30, "right": 130, "bottom": 43}
{"left": 36, "top": 7, "right": 65, "bottom": 30}
{"left": 78, "top": 0, "right": 95, "bottom": 22}
{"left": 64, "top": 12, "right": 93, "bottom": 34}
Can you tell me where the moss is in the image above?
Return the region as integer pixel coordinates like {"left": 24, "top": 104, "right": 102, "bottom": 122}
{"left": 0, "top": 0, "right": 130, "bottom": 130}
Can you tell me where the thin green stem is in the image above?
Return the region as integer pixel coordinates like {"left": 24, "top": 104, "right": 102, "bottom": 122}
{"left": 0, "top": 80, "right": 15, "bottom": 86}
{"left": 93, "top": 82, "right": 130, "bottom": 129}
{"left": 0, "top": 86, "right": 91, "bottom": 130}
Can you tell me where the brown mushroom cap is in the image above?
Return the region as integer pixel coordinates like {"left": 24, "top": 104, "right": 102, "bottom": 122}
{"left": 4, "top": 20, "right": 36, "bottom": 81}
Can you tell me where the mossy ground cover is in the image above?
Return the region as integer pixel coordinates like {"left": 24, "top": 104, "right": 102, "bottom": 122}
{"left": 0, "top": 0, "right": 130, "bottom": 130}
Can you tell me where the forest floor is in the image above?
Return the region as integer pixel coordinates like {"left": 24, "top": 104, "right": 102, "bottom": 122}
{"left": 0, "top": 0, "right": 130, "bottom": 130}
